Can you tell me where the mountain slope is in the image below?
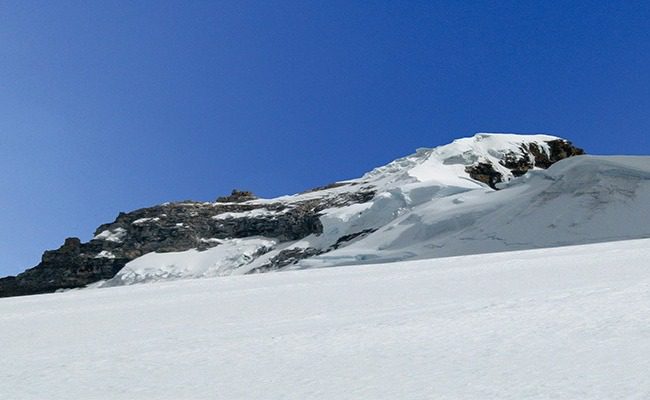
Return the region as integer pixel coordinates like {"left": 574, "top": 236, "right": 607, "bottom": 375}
{"left": 1, "top": 132, "right": 620, "bottom": 296}
{"left": 298, "top": 155, "right": 650, "bottom": 268}
{"left": 2, "top": 238, "right": 650, "bottom": 399}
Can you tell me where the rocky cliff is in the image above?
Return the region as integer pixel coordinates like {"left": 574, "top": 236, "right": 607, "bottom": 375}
{"left": 0, "top": 134, "right": 585, "bottom": 297}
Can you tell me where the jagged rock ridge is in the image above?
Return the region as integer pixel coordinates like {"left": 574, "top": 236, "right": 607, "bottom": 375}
{"left": 0, "top": 133, "right": 586, "bottom": 297}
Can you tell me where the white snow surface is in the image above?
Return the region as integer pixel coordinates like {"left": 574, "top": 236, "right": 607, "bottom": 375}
{"left": 106, "top": 237, "right": 277, "bottom": 285}
{"left": 92, "top": 227, "right": 127, "bottom": 242}
{"left": 93, "top": 250, "right": 115, "bottom": 259}
{"left": 2, "top": 238, "right": 650, "bottom": 399}
{"left": 132, "top": 217, "right": 160, "bottom": 225}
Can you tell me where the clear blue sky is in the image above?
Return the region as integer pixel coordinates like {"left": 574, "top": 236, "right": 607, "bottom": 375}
{"left": 1, "top": 1, "right": 649, "bottom": 276}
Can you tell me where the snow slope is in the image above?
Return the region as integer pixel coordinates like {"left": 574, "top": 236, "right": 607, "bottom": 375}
{"left": 2, "top": 238, "right": 650, "bottom": 399}
{"left": 300, "top": 155, "right": 650, "bottom": 267}
{"left": 114, "top": 237, "right": 277, "bottom": 284}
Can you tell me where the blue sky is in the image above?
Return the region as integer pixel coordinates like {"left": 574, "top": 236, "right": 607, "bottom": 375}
{"left": 1, "top": 1, "right": 649, "bottom": 276}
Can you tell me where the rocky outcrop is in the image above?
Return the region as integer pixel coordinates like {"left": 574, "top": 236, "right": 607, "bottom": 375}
{"left": 0, "top": 238, "right": 128, "bottom": 296}
{"left": 247, "top": 247, "right": 323, "bottom": 274}
{"left": 330, "top": 229, "right": 377, "bottom": 250}
{"left": 465, "top": 163, "right": 503, "bottom": 189}
{"left": 0, "top": 188, "right": 375, "bottom": 298}
{"left": 216, "top": 189, "right": 258, "bottom": 203}
{"left": 466, "top": 139, "right": 584, "bottom": 189}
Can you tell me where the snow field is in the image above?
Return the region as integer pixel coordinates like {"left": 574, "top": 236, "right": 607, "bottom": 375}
{"left": 2, "top": 238, "right": 650, "bottom": 399}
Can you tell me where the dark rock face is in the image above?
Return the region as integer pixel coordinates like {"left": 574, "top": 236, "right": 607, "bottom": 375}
{"left": 466, "top": 139, "right": 584, "bottom": 189}
{"left": 0, "top": 238, "right": 128, "bottom": 296}
{"left": 0, "top": 188, "right": 375, "bottom": 298}
{"left": 465, "top": 163, "right": 503, "bottom": 189}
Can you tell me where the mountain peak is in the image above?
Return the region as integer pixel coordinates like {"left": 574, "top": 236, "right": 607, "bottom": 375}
{"left": 362, "top": 132, "right": 583, "bottom": 189}
{"left": 0, "top": 133, "right": 593, "bottom": 297}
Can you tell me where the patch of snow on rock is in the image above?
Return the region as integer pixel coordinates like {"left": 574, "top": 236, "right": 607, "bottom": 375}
{"left": 94, "top": 251, "right": 116, "bottom": 259}
{"left": 93, "top": 227, "right": 127, "bottom": 243}
{"left": 212, "top": 208, "right": 287, "bottom": 220}
{"left": 132, "top": 217, "right": 161, "bottom": 225}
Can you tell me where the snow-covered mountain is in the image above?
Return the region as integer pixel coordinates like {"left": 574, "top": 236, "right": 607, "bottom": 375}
{"left": 4, "top": 132, "right": 650, "bottom": 296}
